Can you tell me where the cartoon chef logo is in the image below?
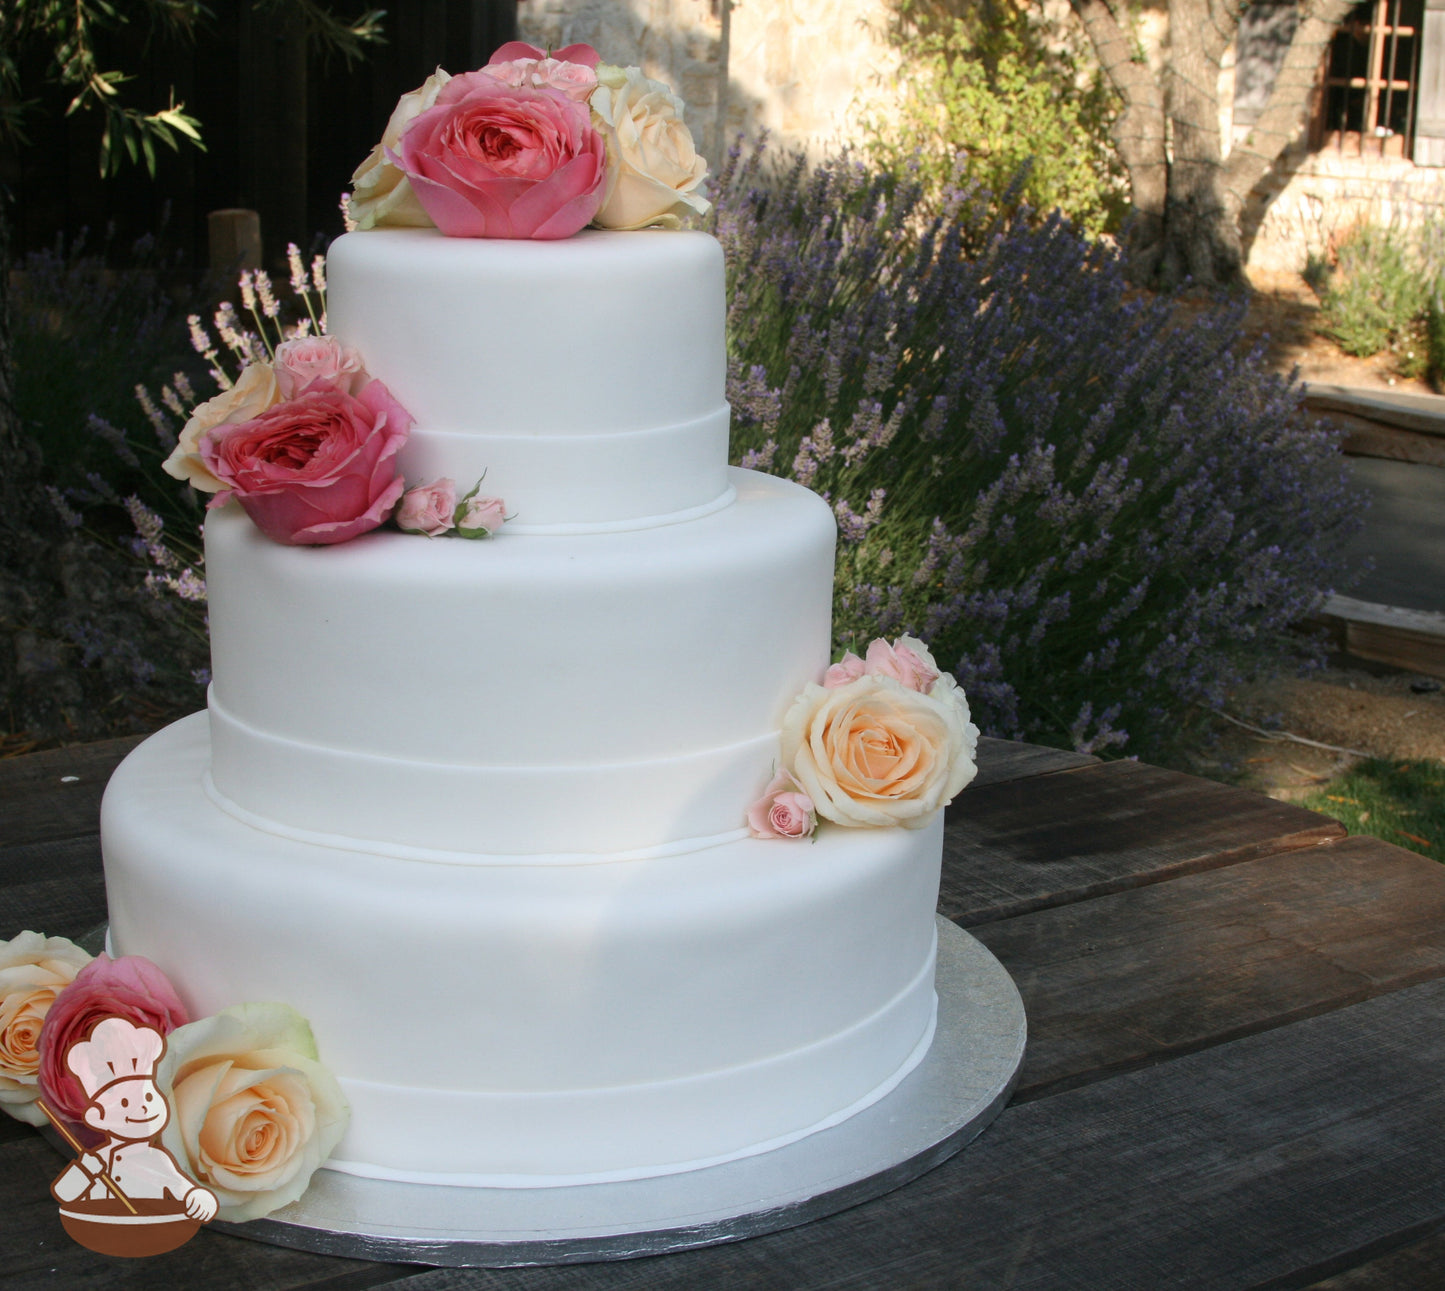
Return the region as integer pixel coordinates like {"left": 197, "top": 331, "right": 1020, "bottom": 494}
{"left": 43, "top": 1016, "right": 217, "bottom": 1257}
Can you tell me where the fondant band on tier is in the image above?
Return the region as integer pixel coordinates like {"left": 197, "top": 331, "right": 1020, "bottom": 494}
{"left": 203, "top": 469, "right": 835, "bottom": 856}
{"left": 105, "top": 716, "right": 943, "bottom": 1183}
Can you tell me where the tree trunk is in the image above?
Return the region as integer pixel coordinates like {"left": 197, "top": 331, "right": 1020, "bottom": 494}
{"left": 1074, "top": 0, "right": 1354, "bottom": 289}
{"left": 1156, "top": 0, "right": 1244, "bottom": 287}
{"left": 1070, "top": 0, "right": 1170, "bottom": 282}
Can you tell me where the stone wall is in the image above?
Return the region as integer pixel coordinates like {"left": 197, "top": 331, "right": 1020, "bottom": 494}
{"left": 1242, "top": 146, "right": 1445, "bottom": 273}
{"left": 516, "top": 0, "right": 1445, "bottom": 273}
{"left": 517, "top": 0, "right": 901, "bottom": 164}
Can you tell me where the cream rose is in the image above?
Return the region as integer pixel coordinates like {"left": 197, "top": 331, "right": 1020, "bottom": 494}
{"left": 0, "top": 931, "right": 91, "bottom": 1124}
{"left": 157, "top": 1002, "right": 349, "bottom": 1222}
{"left": 780, "top": 674, "right": 978, "bottom": 828}
{"left": 162, "top": 361, "right": 281, "bottom": 492}
{"left": 348, "top": 68, "right": 452, "bottom": 230}
{"left": 590, "top": 64, "right": 710, "bottom": 230}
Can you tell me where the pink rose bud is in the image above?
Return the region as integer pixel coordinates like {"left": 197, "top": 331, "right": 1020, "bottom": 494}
{"left": 823, "top": 652, "right": 867, "bottom": 688}
{"left": 397, "top": 479, "right": 457, "bottom": 536}
{"left": 747, "top": 771, "right": 817, "bottom": 840}
{"left": 455, "top": 491, "right": 507, "bottom": 538}
{"left": 864, "top": 637, "right": 941, "bottom": 693}
{"left": 272, "top": 335, "right": 369, "bottom": 398}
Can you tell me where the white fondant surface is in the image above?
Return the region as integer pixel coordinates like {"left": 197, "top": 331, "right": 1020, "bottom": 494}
{"left": 326, "top": 228, "right": 731, "bottom": 526}
{"left": 205, "top": 468, "right": 836, "bottom": 855}
{"left": 101, "top": 226, "right": 951, "bottom": 1191}
{"left": 102, "top": 715, "right": 944, "bottom": 1183}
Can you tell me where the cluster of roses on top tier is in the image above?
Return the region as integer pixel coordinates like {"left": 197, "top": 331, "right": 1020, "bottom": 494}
{"left": 348, "top": 41, "right": 709, "bottom": 239}
{"left": 0, "top": 934, "right": 348, "bottom": 1223}
{"left": 749, "top": 637, "right": 980, "bottom": 840}
{"left": 162, "top": 333, "right": 502, "bottom": 547}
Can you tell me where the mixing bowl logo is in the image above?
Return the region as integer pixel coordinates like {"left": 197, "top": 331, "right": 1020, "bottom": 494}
{"left": 42, "top": 1016, "right": 217, "bottom": 1257}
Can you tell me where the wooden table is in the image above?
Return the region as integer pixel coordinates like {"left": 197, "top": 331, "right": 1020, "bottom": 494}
{"left": 4, "top": 733, "right": 1445, "bottom": 1288}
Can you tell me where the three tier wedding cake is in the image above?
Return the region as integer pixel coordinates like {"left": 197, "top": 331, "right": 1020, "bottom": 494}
{"left": 86, "top": 41, "right": 979, "bottom": 1210}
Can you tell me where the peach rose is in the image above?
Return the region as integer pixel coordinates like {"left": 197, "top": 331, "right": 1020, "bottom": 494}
{"left": 157, "top": 1002, "right": 349, "bottom": 1222}
{"left": 162, "top": 362, "right": 281, "bottom": 492}
{"left": 273, "top": 335, "right": 368, "bottom": 399}
{"left": 348, "top": 68, "right": 453, "bottom": 230}
{"left": 397, "top": 478, "right": 457, "bottom": 536}
{"left": 747, "top": 771, "right": 817, "bottom": 839}
{"left": 0, "top": 932, "right": 92, "bottom": 1125}
{"left": 590, "top": 64, "right": 710, "bottom": 230}
{"left": 780, "top": 674, "right": 978, "bottom": 828}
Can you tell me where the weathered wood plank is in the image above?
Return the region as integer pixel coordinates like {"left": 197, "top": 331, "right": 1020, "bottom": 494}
{"left": 373, "top": 980, "right": 1445, "bottom": 1289}
{"left": 0, "top": 836, "right": 103, "bottom": 891}
{"left": 1, "top": 1130, "right": 412, "bottom": 1290}
{"left": 0, "top": 735, "right": 143, "bottom": 849}
{"left": 970, "top": 834, "right": 1445, "bottom": 1101}
{"left": 0, "top": 864, "right": 108, "bottom": 942}
{"left": 961, "top": 736, "right": 1098, "bottom": 793}
{"left": 940, "top": 759, "right": 1345, "bottom": 926}
{"left": 1301, "top": 1223, "right": 1445, "bottom": 1288}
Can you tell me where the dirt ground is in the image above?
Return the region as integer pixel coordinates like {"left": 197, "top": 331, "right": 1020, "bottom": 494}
{"left": 1199, "top": 269, "right": 1445, "bottom": 799}
{"left": 1242, "top": 266, "right": 1437, "bottom": 396}
{"left": 1196, "top": 663, "right": 1445, "bottom": 800}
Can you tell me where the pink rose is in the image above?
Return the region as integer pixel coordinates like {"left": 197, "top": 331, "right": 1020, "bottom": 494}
{"left": 454, "top": 491, "right": 507, "bottom": 538}
{"left": 487, "top": 41, "right": 600, "bottom": 70}
{"left": 823, "top": 652, "right": 867, "bottom": 688}
{"left": 865, "top": 636, "right": 942, "bottom": 694}
{"left": 397, "top": 478, "right": 457, "bottom": 536}
{"left": 484, "top": 54, "right": 598, "bottom": 102}
{"left": 201, "top": 381, "right": 411, "bottom": 546}
{"left": 37, "top": 955, "right": 189, "bottom": 1126}
{"left": 747, "top": 771, "right": 817, "bottom": 840}
{"left": 395, "top": 70, "right": 607, "bottom": 239}
{"left": 273, "top": 335, "right": 368, "bottom": 399}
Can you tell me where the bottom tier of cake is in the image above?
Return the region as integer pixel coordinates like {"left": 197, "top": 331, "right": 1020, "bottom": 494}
{"left": 101, "top": 713, "right": 945, "bottom": 1187}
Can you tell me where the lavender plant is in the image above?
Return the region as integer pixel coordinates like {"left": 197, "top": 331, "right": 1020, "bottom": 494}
{"left": 714, "top": 145, "right": 1365, "bottom": 757}
{"left": 12, "top": 228, "right": 195, "bottom": 496}
{"left": 21, "top": 243, "right": 325, "bottom": 729}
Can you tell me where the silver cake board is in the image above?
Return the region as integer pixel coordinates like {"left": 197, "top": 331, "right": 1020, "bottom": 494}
{"left": 56, "top": 917, "right": 1024, "bottom": 1268}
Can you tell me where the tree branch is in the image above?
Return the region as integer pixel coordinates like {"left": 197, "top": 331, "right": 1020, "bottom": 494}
{"left": 1223, "top": 0, "right": 1358, "bottom": 205}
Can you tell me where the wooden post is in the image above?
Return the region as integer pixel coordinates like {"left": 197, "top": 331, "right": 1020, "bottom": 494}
{"left": 207, "top": 209, "right": 262, "bottom": 281}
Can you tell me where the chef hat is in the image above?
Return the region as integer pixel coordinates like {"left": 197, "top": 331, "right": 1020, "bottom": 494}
{"left": 66, "top": 1017, "right": 166, "bottom": 1099}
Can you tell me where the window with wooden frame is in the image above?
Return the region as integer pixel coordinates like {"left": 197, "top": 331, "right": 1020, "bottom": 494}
{"left": 1310, "top": 0, "right": 1423, "bottom": 156}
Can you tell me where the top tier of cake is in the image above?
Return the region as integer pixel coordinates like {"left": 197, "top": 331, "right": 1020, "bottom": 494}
{"left": 325, "top": 228, "right": 731, "bottom": 531}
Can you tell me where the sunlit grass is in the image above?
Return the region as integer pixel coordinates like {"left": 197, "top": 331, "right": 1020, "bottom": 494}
{"left": 1303, "top": 758, "right": 1445, "bottom": 863}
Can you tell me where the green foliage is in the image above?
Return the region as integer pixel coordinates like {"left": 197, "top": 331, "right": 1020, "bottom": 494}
{"left": 1317, "top": 224, "right": 1431, "bottom": 357}
{"left": 1427, "top": 291, "right": 1445, "bottom": 392}
{"left": 860, "top": 0, "right": 1126, "bottom": 235}
{"left": 1304, "top": 758, "right": 1445, "bottom": 863}
{"left": 0, "top": 0, "right": 382, "bottom": 176}
{"left": 1313, "top": 215, "right": 1445, "bottom": 373}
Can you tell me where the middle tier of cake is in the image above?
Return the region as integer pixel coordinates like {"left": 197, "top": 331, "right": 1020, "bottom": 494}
{"left": 204, "top": 468, "right": 836, "bottom": 856}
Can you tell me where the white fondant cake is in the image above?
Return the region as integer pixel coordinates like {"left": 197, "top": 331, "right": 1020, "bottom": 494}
{"left": 101, "top": 228, "right": 947, "bottom": 1186}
